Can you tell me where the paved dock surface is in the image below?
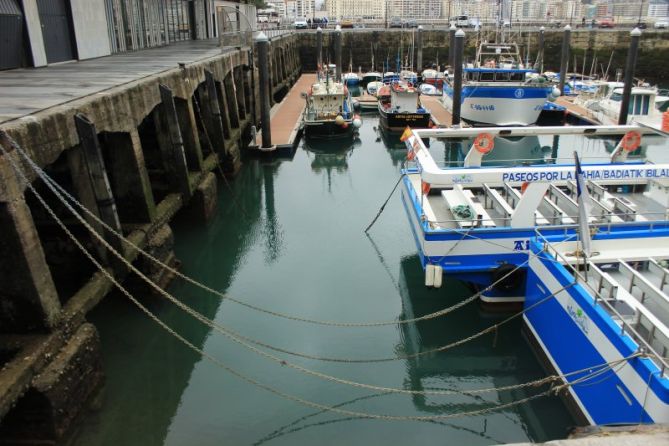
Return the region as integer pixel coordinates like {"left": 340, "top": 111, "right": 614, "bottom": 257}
{"left": 421, "top": 95, "right": 452, "bottom": 127}
{"left": 0, "top": 39, "right": 225, "bottom": 124}
{"left": 555, "top": 96, "right": 600, "bottom": 124}
{"left": 256, "top": 73, "right": 316, "bottom": 148}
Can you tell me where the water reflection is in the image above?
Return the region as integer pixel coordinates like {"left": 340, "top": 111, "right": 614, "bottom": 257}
{"left": 397, "top": 255, "right": 574, "bottom": 440}
{"left": 303, "top": 136, "right": 359, "bottom": 190}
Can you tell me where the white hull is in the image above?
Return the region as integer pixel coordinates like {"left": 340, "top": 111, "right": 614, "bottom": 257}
{"left": 442, "top": 94, "right": 547, "bottom": 126}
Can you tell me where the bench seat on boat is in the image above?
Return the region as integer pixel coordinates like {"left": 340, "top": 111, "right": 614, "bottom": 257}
{"left": 442, "top": 186, "right": 495, "bottom": 228}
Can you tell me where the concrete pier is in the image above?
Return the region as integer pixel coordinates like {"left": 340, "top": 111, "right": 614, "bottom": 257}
{"left": 0, "top": 34, "right": 301, "bottom": 444}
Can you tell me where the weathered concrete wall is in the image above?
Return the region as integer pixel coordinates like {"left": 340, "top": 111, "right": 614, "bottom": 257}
{"left": 70, "top": 0, "right": 112, "bottom": 60}
{"left": 0, "top": 32, "right": 301, "bottom": 444}
{"left": 298, "top": 29, "right": 669, "bottom": 84}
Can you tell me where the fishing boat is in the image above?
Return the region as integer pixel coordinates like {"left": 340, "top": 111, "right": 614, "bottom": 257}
{"left": 366, "top": 81, "right": 384, "bottom": 96}
{"left": 377, "top": 82, "right": 431, "bottom": 131}
{"left": 361, "top": 71, "right": 382, "bottom": 87}
{"left": 419, "top": 83, "right": 439, "bottom": 96}
{"left": 442, "top": 42, "right": 559, "bottom": 126}
{"left": 398, "top": 124, "right": 669, "bottom": 425}
{"left": 421, "top": 68, "right": 445, "bottom": 90}
{"left": 302, "top": 67, "right": 362, "bottom": 139}
{"left": 581, "top": 86, "right": 664, "bottom": 129}
{"left": 343, "top": 71, "right": 360, "bottom": 86}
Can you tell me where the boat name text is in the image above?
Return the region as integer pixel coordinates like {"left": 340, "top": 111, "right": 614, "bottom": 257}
{"left": 502, "top": 168, "right": 669, "bottom": 183}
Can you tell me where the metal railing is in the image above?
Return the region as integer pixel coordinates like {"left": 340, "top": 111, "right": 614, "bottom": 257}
{"left": 535, "top": 230, "right": 669, "bottom": 376}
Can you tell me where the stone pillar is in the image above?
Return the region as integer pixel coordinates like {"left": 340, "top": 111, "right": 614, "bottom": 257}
{"left": 224, "top": 74, "right": 241, "bottom": 129}
{"left": 200, "top": 70, "right": 228, "bottom": 156}
{"left": 534, "top": 26, "right": 545, "bottom": 73}
{"left": 154, "top": 85, "right": 192, "bottom": 200}
{"left": 174, "top": 97, "right": 205, "bottom": 171}
{"left": 74, "top": 114, "right": 126, "bottom": 268}
{"left": 0, "top": 196, "right": 60, "bottom": 332}
{"left": 98, "top": 130, "right": 156, "bottom": 224}
{"left": 317, "top": 27, "right": 323, "bottom": 69}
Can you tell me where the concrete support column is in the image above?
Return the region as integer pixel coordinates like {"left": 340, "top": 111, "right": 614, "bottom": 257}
{"left": 74, "top": 114, "right": 126, "bottom": 268}
{"left": 0, "top": 194, "right": 60, "bottom": 332}
{"left": 98, "top": 130, "right": 156, "bottom": 224}
{"left": 619, "top": 28, "right": 642, "bottom": 125}
{"left": 200, "top": 70, "right": 228, "bottom": 156}
{"left": 154, "top": 85, "right": 192, "bottom": 200}
{"left": 452, "top": 29, "right": 465, "bottom": 127}
{"left": 256, "top": 32, "right": 272, "bottom": 149}
{"left": 335, "top": 25, "right": 342, "bottom": 81}
{"left": 559, "top": 25, "right": 571, "bottom": 97}
{"left": 174, "top": 98, "right": 205, "bottom": 171}
{"left": 224, "top": 74, "right": 241, "bottom": 129}
{"left": 416, "top": 26, "right": 423, "bottom": 73}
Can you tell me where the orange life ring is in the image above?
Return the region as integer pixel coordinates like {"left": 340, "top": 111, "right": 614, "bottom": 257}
{"left": 521, "top": 182, "right": 529, "bottom": 194}
{"left": 621, "top": 130, "right": 642, "bottom": 152}
{"left": 473, "top": 133, "right": 495, "bottom": 154}
{"left": 421, "top": 181, "right": 431, "bottom": 195}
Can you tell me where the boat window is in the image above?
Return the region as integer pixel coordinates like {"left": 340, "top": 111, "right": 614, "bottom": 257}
{"left": 642, "top": 95, "right": 650, "bottom": 115}
{"left": 611, "top": 92, "right": 623, "bottom": 102}
{"left": 495, "top": 72, "right": 511, "bottom": 82}
{"left": 634, "top": 96, "right": 641, "bottom": 115}
{"left": 480, "top": 72, "right": 494, "bottom": 81}
{"left": 511, "top": 72, "right": 524, "bottom": 81}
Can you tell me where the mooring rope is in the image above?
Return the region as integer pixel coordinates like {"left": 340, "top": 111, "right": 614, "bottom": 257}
{"left": 3, "top": 129, "right": 541, "bottom": 329}
{"left": 364, "top": 173, "right": 405, "bottom": 233}
{"left": 0, "top": 139, "right": 643, "bottom": 419}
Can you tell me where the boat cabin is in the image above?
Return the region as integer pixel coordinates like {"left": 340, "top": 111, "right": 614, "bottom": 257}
{"left": 306, "top": 82, "right": 349, "bottom": 120}
{"left": 608, "top": 87, "right": 657, "bottom": 117}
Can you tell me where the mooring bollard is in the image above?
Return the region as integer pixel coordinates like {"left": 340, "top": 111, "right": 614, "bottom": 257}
{"left": 619, "top": 28, "right": 642, "bottom": 125}
{"left": 256, "top": 32, "right": 272, "bottom": 149}
{"left": 558, "top": 25, "right": 571, "bottom": 97}
{"left": 448, "top": 24, "right": 456, "bottom": 72}
{"left": 452, "top": 29, "right": 465, "bottom": 127}
{"left": 335, "top": 25, "right": 342, "bottom": 81}
{"left": 416, "top": 25, "right": 423, "bottom": 74}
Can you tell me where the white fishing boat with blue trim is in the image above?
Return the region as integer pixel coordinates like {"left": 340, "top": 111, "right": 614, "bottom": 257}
{"left": 398, "top": 124, "right": 669, "bottom": 425}
{"left": 442, "top": 43, "right": 559, "bottom": 126}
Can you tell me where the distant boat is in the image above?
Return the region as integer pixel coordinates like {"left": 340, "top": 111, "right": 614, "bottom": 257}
{"left": 581, "top": 86, "right": 663, "bottom": 129}
{"left": 361, "top": 71, "right": 382, "bottom": 87}
{"left": 442, "top": 42, "right": 557, "bottom": 126}
{"left": 343, "top": 71, "right": 360, "bottom": 86}
{"left": 366, "top": 81, "right": 384, "bottom": 96}
{"left": 421, "top": 68, "right": 444, "bottom": 90}
{"left": 377, "top": 82, "right": 431, "bottom": 131}
{"left": 303, "top": 66, "right": 362, "bottom": 138}
{"left": 419, "top": 83, "right": 439, "bottom": 96}
{"left": 383, "top": 71, "right": 400, "bottom": 83}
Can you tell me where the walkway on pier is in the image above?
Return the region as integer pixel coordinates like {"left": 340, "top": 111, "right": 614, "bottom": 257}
{"left": 256, "top": 73, "right": 316, "bottom": 149}
{"left": 421, "top": 95, "right": 452, "bottom": 127}
{"left": 555, "top": 96, "right": 600, "bottom": 124}
{"left": 0, "top": 39, "right": 226, "bottom": 124}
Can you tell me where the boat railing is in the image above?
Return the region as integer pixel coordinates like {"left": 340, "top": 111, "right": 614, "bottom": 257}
{"left": 534, "top": 230, "right": 669, "bottom": 377}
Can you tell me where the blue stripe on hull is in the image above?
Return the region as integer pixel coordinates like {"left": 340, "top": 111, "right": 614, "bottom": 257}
{"left": 444, "top": 85, "right": 553, "bottom": 100}
{"left": 525, "top": 247, "right": 669, "bottom": 424}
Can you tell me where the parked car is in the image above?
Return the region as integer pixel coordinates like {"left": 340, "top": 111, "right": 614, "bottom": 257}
{"left": 294, "top": 18, "right": 308, "bottom": 29}
{"left": 655, "top": 20, "right": 668, "bottom": 29}
{"left": 406, "top": 19, "right": 418, "bottom": 28}
{"left": 636, "top": 22, "right": 648, "bottom": 29}
{"left": 598, "top": 17, "right": 614, "bottom": 28}
{"left": 389, "top": 16, "right": 402, "bottom": 28}
{"left": 340, "top": 17, "right": 354, "bottom": 28}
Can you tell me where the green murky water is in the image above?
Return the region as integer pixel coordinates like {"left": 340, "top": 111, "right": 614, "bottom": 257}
{"left": 72, "top": 115, "right": 575, "bottom": 445}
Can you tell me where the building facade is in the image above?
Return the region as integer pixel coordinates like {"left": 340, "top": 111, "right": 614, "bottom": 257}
{"left": 0, "top": 0, "right": 253, "bottom": 71}
{"left": 326, "top": 0, "right": 385, "bottom": 20}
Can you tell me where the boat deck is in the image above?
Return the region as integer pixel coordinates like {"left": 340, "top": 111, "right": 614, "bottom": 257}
{"left": 255, "top": 73, "right": 316, "bottom": 149}
{"left": 420, "top": 95, "right": 452, "bottom": 127}
{"left": 409, "top": 172, "right": 666, "bottom": 231}
{"left": 543, "top": 239, "right": 669, "bottom": 370}
{"left": 356, "top": 94, "right": 378, "bottom": 110}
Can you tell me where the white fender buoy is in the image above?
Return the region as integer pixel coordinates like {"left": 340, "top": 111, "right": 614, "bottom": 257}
{"left": 425, "top": 264, "right": 435, "bottom": 287}
{"left": 433, "top": 265, "right": 443, "bottom": 288}
{"left": 352, "top": 116, "right": 362, "bottom": 128}
{"left": 548, "top": 87, "right": 561, "bottom": 102}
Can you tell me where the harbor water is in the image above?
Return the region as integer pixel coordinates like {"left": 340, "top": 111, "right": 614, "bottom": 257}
{"left": 70, "top": 115, "right": 576, "bottom": 445}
